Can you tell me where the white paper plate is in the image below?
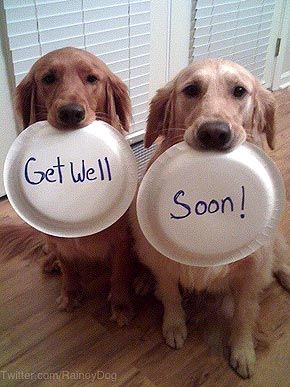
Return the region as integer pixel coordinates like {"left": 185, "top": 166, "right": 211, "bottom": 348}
{"left": 4, "top": 120, "right": 138, "bottom": 237}
{"left": 137, "top": 141, "right": 286, "bottom": 266}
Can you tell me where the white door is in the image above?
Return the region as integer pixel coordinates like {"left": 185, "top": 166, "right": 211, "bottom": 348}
{"left": 264, "top": 0, "right": 290, "bottom": 90}
{"left": 272, "top": 0, "right": 290, "bottom": 89}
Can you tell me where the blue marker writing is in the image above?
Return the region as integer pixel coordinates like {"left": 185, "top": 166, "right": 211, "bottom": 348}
{"left": 170, "top": 190, "right": 191, "bottom": 219}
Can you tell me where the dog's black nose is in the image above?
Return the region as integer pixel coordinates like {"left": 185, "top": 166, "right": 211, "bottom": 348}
{"left": 196, "top": 121, "right": 232, "bottom": 150}
{"left": 58, "top": 103, "right": 85, "bottom": 126}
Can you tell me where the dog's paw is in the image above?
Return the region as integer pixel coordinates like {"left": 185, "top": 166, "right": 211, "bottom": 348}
{"left": 42, "top": 255, "right": 61, "bottom": 274}
{"left": 163, "top": 319, "right": 187, "bottom": 349}
{"left": 110, "top": 302, "right": 135, "bottom": 327}
{"left": 229, "top": 344, "right": 256, "bottom": 379}
{"left": 56, "top": 291, "right": 83, "bottom": 312}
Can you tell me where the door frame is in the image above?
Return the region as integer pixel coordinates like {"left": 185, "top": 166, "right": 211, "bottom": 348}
{"left": 264, "top": 0, "right": 290, "bottom": 90}
{"left": 0, "top": 5, "right": 19, "bottom": 197}
{"left": 127, "top": 0, "right": 192, "bottom": 144}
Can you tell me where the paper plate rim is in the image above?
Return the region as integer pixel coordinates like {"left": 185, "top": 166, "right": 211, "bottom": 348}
{"left": 4, "top": 120, "right": 138, "bottom": 237}
{"left": 136, "top": 141, "right": 286, "bottom": 267}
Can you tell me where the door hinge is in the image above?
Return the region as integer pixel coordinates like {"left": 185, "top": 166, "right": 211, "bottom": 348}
{"left": 275, "top": 38, "right": 281, "bottom": 57}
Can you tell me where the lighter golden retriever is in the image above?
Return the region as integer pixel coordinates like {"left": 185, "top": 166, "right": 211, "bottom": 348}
{"left": 130, "top": 59, "right": 290, "bottom": 378}
{"left": 2, "top": 47, "right": 134, "bottom": 325}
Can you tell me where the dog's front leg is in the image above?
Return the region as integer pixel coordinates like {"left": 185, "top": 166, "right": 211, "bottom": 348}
{"left": 56, "top": 260, "right": 84, "bottom": 312}
{"left": 228, "top": 264, "right": 260, "bottom": 379}
{"left": 110, "top": 241, "right": 135, "bottom": 327}
{"left": 42, "top": 236, "right": 61, "bottom": 274}
{"left": 156, "top": 274, "right": 187, "bottom": 349}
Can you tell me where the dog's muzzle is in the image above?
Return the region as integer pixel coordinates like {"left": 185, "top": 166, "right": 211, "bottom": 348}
{"left": 196, "top": 121, "right": 233, "bottom": 150}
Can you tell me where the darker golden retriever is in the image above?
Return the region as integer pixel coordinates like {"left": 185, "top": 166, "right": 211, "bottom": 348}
{"left": 2, "top": 47, "right": 135, "bottom": 325}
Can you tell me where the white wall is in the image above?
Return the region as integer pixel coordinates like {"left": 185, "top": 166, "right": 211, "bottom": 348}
{"left": 0, "top": 8, "right": 18, "bottom": 197}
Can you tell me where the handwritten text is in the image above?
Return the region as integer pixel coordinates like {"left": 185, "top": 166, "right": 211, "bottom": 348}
{"left": 24, "top": 156, "right": 112, "bottom": 185}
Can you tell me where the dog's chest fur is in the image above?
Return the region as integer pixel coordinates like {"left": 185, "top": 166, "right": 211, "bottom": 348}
{"left": 178, "top": 264, "right": 230, "bottom": 292}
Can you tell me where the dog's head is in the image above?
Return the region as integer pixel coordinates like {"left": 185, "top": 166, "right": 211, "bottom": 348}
{"left": 145, "top": 58, "right": 275, "bottom": 152}
{"left": 15, "top": 47, "right": 131, "bottom": 132}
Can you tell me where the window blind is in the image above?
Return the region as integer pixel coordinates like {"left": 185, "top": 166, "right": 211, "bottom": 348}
{"left": 3, "top": 0, "right": 151, "bottom": 133}
{"left": 191, "top": 0, "right": 276, "bottom": 80}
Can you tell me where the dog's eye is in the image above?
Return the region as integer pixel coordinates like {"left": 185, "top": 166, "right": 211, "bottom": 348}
{"left": 182, "top": 84, "right": 201, "bottom": 97}
{"left": 42, "top": 73, "right": 56, "bottom": 85}
{"left": 86, "top": 75, "right": 98, "bottom": 84}
{"left": 233, "top": 85, "right": 247, "bottom": 98}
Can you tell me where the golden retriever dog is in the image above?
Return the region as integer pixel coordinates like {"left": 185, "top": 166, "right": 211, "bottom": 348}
{"left": 1, "top": 47, "right": 134, "bottom": 325}
{"left": 130, "top": 58, "right": 290, "bottom": 377}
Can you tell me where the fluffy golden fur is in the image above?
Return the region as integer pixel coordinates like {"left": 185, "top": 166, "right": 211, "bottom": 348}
{"left": 130, "top": 59, "right": 290, "bottom": 378}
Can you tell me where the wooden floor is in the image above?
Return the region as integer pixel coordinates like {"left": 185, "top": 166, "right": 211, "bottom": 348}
{"left": 0, "top": 91, "right": 290, "bottom": 387}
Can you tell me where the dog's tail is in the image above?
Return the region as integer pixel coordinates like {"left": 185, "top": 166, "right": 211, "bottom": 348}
{"left": 0, "top": 218, "right": 45, "bottom": 261}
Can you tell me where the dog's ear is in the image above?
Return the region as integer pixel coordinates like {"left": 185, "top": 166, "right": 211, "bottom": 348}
{"left": 15, "top": 71, "right": 37, "bottom": 129}
{"left": 105, "top": 73, "right": 131, "bottom": 132}
{"left": 145, "top": 80, "right": 175, "bottom": 148}
{"left": 252, "top": 83, "right": 276, "bottom": 150}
